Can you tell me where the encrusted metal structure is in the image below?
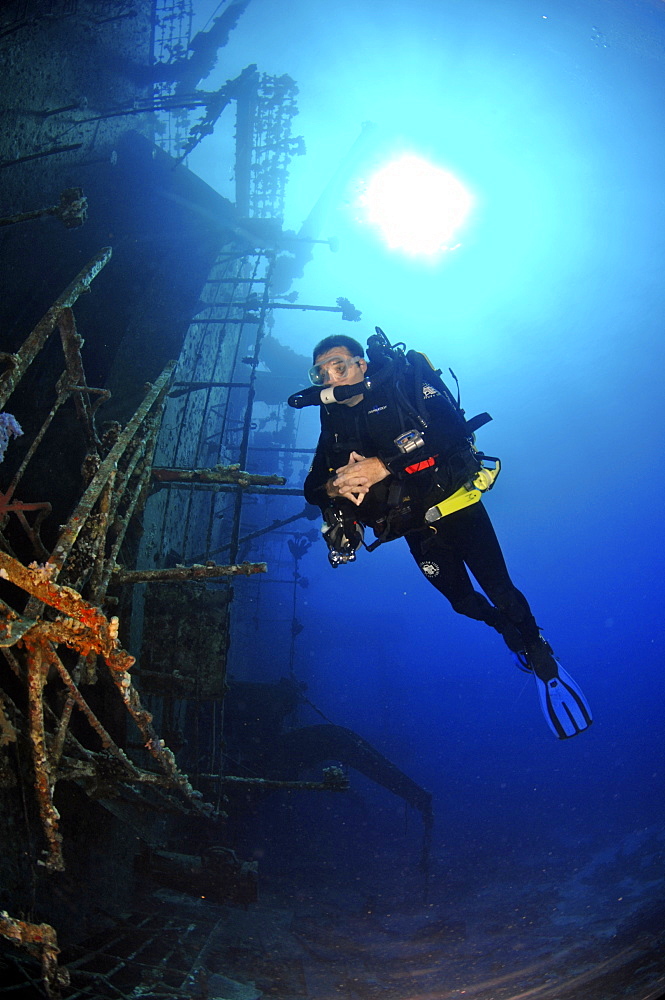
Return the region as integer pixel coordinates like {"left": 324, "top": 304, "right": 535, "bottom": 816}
{"left": 153, "top": 0, "right": 194, "bottom": 135}
{"left": 151, "top": 2, "right": 304, "bottom": 214}
{"left": 133, "top": 246, "right": 282, "bottom": 799}
{"left": 0, "top": 8, "right": 433, "bottom": 997}
{"left": 236, "top": 72, "right": 304, "bottom": 221}
{"left": 144, "top": 249, "right": 279, "bottom": 567}
{"left": 0, "top": 242, "right": 372, "bottom": 996}
{"left": 0, "top": 252, "right": 275, "bottom": 996}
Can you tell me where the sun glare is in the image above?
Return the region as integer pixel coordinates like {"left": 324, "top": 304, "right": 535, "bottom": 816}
{"left": 359, "top": 154, "right": 473, "bottom": 256}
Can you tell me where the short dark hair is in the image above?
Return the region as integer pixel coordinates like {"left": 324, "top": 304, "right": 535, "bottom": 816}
{"left": 312, "top": 334, "right": 365, "bottom": 364}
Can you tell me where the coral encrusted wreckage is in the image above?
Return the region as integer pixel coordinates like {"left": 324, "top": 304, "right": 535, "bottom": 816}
{"left": 0, "top": 254, "right": 272, "bottom": 996}
{"left": 0, "top": 4, "right": 434, "bottom": 996}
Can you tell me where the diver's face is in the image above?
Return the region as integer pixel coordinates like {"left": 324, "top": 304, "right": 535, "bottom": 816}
{"left": 312, "top": 348, "right": 367, "bottom": 387}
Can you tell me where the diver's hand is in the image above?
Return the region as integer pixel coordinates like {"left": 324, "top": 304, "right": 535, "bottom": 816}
{"left": 332, "top": 452, "right": 390, "bottom": 506}
{"left": 324, "top": 451, "right": 364, "bottom": 502}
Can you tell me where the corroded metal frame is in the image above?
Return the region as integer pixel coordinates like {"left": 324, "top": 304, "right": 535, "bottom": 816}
{"left": 0, "top": 250, "right": 273, "bottom": 993}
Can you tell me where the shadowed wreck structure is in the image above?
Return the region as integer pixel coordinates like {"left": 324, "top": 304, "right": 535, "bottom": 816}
{"left": 0, "top": 3, "right": 433, "bottom": 997}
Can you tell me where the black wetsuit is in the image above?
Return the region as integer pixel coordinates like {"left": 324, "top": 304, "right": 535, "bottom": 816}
{"left": 303, "top": 369, "right": 541, "bottom": 652}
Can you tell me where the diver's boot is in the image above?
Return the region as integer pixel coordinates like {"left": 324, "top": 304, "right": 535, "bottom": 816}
{"left": 522, "top": 636, "right": 593, "bottom": 740}
{"left": 521, "top": 634, "right": 558, "bottom": 680}
{"left": 489, "top": 613, "right": 528, "bottom": 656}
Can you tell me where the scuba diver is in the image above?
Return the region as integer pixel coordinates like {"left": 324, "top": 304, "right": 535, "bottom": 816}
{"left": 288, "top": 329, "right": 592, "bottom": 740}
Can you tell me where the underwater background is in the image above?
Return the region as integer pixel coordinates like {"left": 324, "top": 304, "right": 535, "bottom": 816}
{"left": 175, "top": 0, "right": 665, "bottom": 995}
{"left": 0, "top": 0, "right": 663, "bottom": 997}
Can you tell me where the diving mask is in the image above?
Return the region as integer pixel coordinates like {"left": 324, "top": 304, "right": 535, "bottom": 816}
{"left": 308, "top": 355, "right": 363, "bottom": 386}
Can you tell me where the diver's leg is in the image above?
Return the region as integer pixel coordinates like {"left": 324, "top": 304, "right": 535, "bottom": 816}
{"left": 409, "top": 504, "right": 541, "bottom": 653}
{"left": 439, "top": 503, "right": 542, "bottom": 645}
{"left": 412, "top": 507, "right": 593, "bottom": 737}
{"left": 405, "top": 527, "right": 517, "bottom": 636}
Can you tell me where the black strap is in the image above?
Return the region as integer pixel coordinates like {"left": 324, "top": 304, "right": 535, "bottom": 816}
{"left": 466, "top": 411, "right": 492, "bottom": 435}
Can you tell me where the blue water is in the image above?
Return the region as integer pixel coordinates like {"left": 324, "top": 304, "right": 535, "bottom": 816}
{"left": 186, "top": 0, "right": 665, "bottom": 995}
